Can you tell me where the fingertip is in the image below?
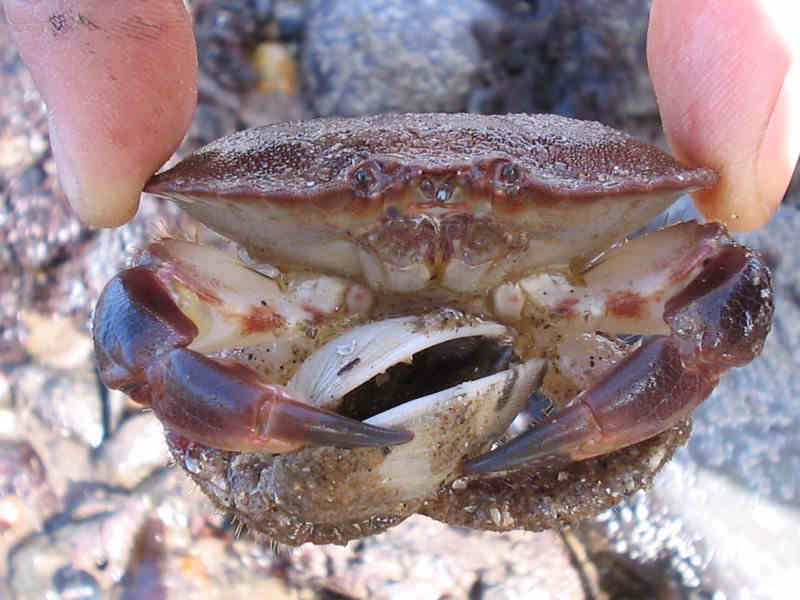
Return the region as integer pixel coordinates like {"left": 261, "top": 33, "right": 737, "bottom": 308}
{"left": 57, "top": 171, "right": 142, "bottom": 228}
{"left": 48, "top": 115, "right": 140, "bottom": 227}
{"left": 687, "top": 46, "right": 798, "bottom": 233}
{"left": 648, "top": 0, "right": 798, "bottom": 232}
{"left": 754, "top": 60, "right": 800, "bottom": 229}
{"left": 5, "top": 0, "right": 197, "bottom": 227}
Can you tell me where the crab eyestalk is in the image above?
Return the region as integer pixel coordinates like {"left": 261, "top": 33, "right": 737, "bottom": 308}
{"left": 93, "top": 262, "right": 412, "bottom": 454}
{"left": 465, "top": 238, "right": 774, "bottom": 473}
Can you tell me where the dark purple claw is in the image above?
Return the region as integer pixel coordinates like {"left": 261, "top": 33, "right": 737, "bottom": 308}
{"left": 94, "top": 267, "right": 412, "bottom": 454}
{"left": 465, "top": 241, "right": 774, "bottom": 475}
{"left": 148, "top": 348, "right": 413, "bottom": 453}
{"left": 93, "top": 267, "right": 198, "bottom": 404}
{"left": 464, "top": 337, "right": 711, "bottom": 473}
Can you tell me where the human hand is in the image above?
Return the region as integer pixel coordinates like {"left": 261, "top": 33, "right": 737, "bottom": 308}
{"left": 648, "top": 0, "right": 799, "bottom": 232}
{"left": 3, "top": 0, "right": 197, "bottom": 226}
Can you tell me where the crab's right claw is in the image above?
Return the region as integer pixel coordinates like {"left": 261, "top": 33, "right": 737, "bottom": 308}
{"left": 466, "top": 241, "right": 774, "bottom": 474}
{"left": 93, "top": 267, "right": 412, "bottom": 453}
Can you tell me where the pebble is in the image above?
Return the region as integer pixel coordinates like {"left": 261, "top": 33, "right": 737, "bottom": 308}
{"left": 301, "top": 0, "right": 501, "bottom": 116}
{"left": 0, "top": 440, "right": 60, "bottom": 566}
{"left": 253, "top": 42, "right": 299, "bottom": 95}
{"left": 7, "top": 488, "right": 147, "bottom": 598}
{"left": 14, "top": 364, "right": 105, "bottom": 449}
{"left": 52, "top": 566, "right": 102, "bottom": 600}
{"left": 17, "top": 310, "right": 94, "bottom": 370}
{"left": 99, "top": 413, "right": 171, "bottom": 489}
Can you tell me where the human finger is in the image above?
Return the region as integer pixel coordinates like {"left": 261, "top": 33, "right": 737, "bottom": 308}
{"left": 4, "top": 0, "right": 197, "bottom": 226}
{"left": 648, "top": 0, "right": 799, "bottom": 231}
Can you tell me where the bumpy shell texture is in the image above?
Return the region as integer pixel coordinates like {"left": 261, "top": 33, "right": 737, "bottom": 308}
{"left": 168, "top": 425, "right": 689, "bottom": 546}
{"left": 146, "top": 113, "right": 716, "bottom": 201}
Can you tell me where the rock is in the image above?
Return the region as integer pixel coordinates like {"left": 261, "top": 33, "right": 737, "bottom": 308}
{"left": 3, "top": 395, "right": 95, "bottom": 498}
{"left": 0, "top": 440, "right": 60, "bottom": 574}
{"left": 0, "top": 372, "right": 14, "bottom": 438}
{"left": 14, "top": 364, "right": 105, "bottom": 449}
{"left": 301, "top": 0, "right": 501, "bottom": 116}
{"left": 17, "top": 310, "right": 93, "bottom": 370}
{"left": 469, "top": 0, "right": 658, "bottom": 137}
{"left": 99, "top": 413, "right": 171, "bottom": 489}
{"left": 52, "top": 566, "right": 102, "bottom": 600}
{"left": 291, "top": 517, "right": 584, "bottom": 599}
{"left": 7, "top": 487, "right": 149, "bottom": 599}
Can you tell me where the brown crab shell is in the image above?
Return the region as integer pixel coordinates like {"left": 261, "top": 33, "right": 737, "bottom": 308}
{"left": 146, "top": 113, "right": 715, "bottom": 200}
{"left": 144, "top": 113, "right": 718, "bottom": 279}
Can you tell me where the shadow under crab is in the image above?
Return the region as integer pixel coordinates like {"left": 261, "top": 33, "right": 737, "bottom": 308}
{"left": 93, "top": 113, "right": 773, "bottom": 545}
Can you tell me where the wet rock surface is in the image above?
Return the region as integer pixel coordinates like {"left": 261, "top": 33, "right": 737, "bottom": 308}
{"left": 2, "top": 1, "right": 798, "bottom": 598}
{"left": 301, "top": 0, "right": 501, "bottom": 116}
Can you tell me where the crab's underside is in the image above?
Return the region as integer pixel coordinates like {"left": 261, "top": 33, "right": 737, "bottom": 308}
{"left": 93, "top": 113, "right": 773, "bottom": 545}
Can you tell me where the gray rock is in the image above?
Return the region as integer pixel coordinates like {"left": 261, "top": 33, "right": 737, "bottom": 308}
{"left": 577, "top": 205, "right": 800, "bottom": 599}
{"left": 0, "top": 440, "right": 60, "bottom": 573}
{"left": 6, "top": 408, "right": 95, "bottom": 499}
{"left": 290, "top": 517, "right": 584, "bottom": 599}
{"left": 13, "top": 365, "right": 105, "bottom": 449}
{"left": 1, "top": 367, "right": 96, "bottom": 500}
{"left": 469, "top": 0, "right": 657, "bottom": 127}
{"left": 52, "top": 566, "right": 103, "bottom": 600}
{"left": 301, "top": 0, "right": 501, "bottom": 116}
{"left": 7, "top": 486, "right": 148, "bottom": 599}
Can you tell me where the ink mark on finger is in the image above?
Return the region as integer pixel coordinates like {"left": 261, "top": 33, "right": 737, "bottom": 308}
{"left": 77, "top": 14, "right": 100, "bottom": 31}
{"left": 49, "top": 13, "right": 69, "bottom": 35}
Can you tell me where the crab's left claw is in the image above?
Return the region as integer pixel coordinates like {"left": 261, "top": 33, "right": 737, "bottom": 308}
{"left": 94, "top": 266, "right": 412, "bottom": 454}
{"left": 466, "top": 239, "right": 774, "bottom": 474}
{"left": 146, "top": 348, "right": 413, "bottom": 452}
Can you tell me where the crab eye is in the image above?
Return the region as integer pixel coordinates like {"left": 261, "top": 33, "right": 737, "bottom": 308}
{"left": 354, "top": 168, "right": 372, "bottom": 187}
{"left": 497, "top": 162, "right": 520, "bottom": 185}
{"left": 350, "top": 161, "right": 382, "bottom": 194}
{"left": 419, "top": 178, "right": 435, "bottom": 198}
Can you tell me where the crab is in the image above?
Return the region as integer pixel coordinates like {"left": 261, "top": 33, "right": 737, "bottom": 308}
{"left": 93, "top": 113, "right": 774, "bottom": 545}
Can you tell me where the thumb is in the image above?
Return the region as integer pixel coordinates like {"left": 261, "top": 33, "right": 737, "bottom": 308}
{"left": 648, "top": 0, "right": 800, "bottom": 232}
{"left": 4, "top": 0, "right": 197, "bottom": 226}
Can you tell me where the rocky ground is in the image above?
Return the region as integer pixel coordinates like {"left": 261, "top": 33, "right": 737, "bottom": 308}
{"left": 1, "top": 1, "right": 798, "bottom": 598}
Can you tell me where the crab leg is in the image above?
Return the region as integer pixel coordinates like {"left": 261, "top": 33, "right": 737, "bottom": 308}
{"left": 467, "top": 229, "right": 774, "bottom": 473}
{"left": 495, "top": 222, "right": 729, "bottom": 334}
{"left": 93, "top": 248, "right": 411, "bottom": 454}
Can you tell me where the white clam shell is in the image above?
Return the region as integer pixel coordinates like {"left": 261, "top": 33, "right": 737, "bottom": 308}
{"left": 274, "top": 312, "right": 546, "bottom": 524}
{"left": 287, "top": 310, "right": 510, "bottom": 408}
